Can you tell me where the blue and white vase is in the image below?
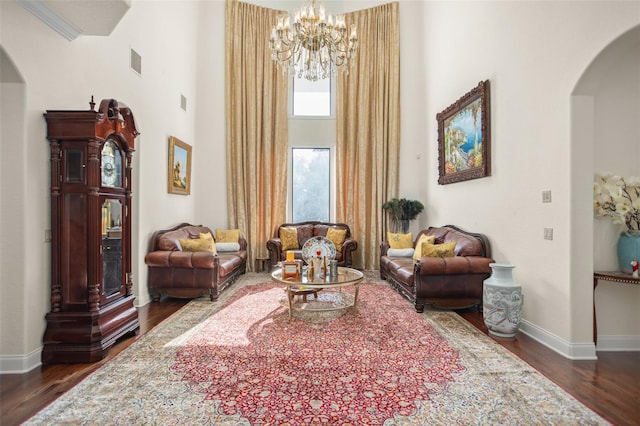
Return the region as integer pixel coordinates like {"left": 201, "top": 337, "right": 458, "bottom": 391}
{"left": 617, "top": 230, "right": 640, "bottom": 274}
{"left": 483, "top": 263, "right": 522, "bottom": 339}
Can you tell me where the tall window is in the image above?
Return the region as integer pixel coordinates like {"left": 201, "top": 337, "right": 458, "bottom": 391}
{"left": 291, "top": 148, "right": 330, "bottom": 222}
{"left": 291, "top": 75, "right": 333, "bottom": 117}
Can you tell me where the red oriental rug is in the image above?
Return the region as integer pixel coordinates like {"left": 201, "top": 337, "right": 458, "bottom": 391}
{"left": 171, "top": 282, "right": 464, "bottom": 425}
{"left": 24, "top": 273, "right": 608, "bottom": 425}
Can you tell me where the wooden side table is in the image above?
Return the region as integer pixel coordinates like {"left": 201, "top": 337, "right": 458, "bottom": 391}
{"left": 254, "top": 257, "right": 270, "bottom": 273}
{"left": 593, "top": 271, "right": 640, "bottom": 344}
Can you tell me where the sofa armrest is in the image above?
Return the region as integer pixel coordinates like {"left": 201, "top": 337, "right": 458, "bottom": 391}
{"left": 145, "top": 250, "right": 218, "bottom": 269}
{"left": 341, "top": 237, "right": 358, "bottom": 267}
{"left": 415, "top": 256, "right": 494, "bottom": 275}
{"left": 266, "top": 237, "right": 283, "bottom": 269}
{"left": 238, "top": 237, "right": 248, "bottom": 251}
{"left": 380, "top": 241, "right": 390, "bottom": 256}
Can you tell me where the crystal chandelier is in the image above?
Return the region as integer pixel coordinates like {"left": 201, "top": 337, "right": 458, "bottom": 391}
{"left": 269, "top": 0, "right": 358, "bottom": 81}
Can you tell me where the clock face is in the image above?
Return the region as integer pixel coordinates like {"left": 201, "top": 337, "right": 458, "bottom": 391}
{"left": 101, "top": 141, "right": 119, "bottom": 187}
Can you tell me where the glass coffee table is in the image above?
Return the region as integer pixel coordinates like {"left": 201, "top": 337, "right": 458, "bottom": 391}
{"left": 271, "top": 267, "right": 363, "bottom": 319}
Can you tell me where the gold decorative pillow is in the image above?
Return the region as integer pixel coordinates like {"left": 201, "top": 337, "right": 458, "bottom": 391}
{"left": 198, "top": 232, "right": 217, "bottom": 253}
{"left": 421, "top": 241, "right": 456, "bottom": 258}
{"left": 215, "top": 228, "right": 240, "bottom": 243}
{"left": 179, "top": 238, "right": 215, "bottom": 252}
{"left": 326, "top": 228, "right": 347, "bottom": 252}
{"left": 388, "top": 232, "right": 413, "bottom": 249}
{"left": 413, "top": 234, "right": 436, "bottom": 260}
{"left": 280, "top": 227, "right": 299, "bottom": 251}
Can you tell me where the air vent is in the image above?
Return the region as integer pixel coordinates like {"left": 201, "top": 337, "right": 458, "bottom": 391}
{"left": 180, "top": 94, "right": 187, "bottom": 111}
{"left": 130, "top": 48, "right": 141, "bottom": 76}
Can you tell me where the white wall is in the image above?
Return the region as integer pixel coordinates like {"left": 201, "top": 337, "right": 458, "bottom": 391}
{"left": 412, "top": 1, "right": 639, "bottom": 357}
{"left": 1, "top": 0, "right": 639, "bottom": 372}
{"left": 0, "top": 0, "right": 210, "bottom": 372}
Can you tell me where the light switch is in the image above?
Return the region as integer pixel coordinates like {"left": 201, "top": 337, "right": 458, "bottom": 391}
{"left": 542, "top": 190, "right": 552, "bottom": 203}
{"left": 544, "top": 228, "right": 553, "bottom": 240}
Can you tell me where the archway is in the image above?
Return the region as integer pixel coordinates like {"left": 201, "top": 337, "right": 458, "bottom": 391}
{"left": 0, "top": 47, "right": 29, "bottom": 371}
{"left": 571, "top": 25, "right": 640, "bottom": 352}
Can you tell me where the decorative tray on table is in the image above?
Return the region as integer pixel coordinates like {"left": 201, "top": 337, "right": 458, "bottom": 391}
{"left": 301, "top": 236, "right": 336, "bottom": 265}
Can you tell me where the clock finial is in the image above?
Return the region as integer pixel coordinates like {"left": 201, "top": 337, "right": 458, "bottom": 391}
{"left": 89, "top": 96, "right": 95, "bottom": 111}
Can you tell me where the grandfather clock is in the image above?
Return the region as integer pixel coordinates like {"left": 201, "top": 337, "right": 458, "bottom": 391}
{"left": 42, "top": 98, "right": 140, "bottom": 363}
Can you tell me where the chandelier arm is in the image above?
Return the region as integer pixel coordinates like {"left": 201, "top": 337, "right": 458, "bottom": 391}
{"left": 269, "top": 0, "right": 358, "bottom": 80}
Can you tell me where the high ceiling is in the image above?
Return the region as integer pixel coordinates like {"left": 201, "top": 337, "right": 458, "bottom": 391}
{"left": 16, "top": 0, "right": 131, "bottom": 40}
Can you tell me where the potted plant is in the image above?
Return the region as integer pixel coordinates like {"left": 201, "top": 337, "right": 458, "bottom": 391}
{"left": 382, "top": 198, "right": 424, "bottom": 233}
{"left": 594, "top": 173, "right": 640, "bottom": 273}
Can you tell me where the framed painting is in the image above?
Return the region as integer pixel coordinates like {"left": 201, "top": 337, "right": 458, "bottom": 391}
{"left": 168, "top": 136, "right": 192, "bottom": 195}
{"left": 437, "top": 80, "right": 491, "bottom": 185}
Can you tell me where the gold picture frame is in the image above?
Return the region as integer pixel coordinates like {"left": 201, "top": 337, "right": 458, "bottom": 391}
{"left": 437, "top": 80, "right": 491, "bottom": 185}
{"left": 168, "top": 136, "right": 192, "bottom": 195}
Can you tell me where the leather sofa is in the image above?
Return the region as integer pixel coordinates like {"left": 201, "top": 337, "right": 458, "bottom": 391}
{"left": 266, "top": 221, "right": 358, "bottom": 270}
{"left": 380, "top": 225, "right": 494, "bottom": 312}
{"left": 144, "top": 223, "right": 247, "bottom": 301}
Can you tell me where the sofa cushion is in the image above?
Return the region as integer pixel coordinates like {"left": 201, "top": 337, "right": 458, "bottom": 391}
{"left": 422, "top": 241, "right": 456, "bottom": 258}
{"left": 280, "top": 227, "right": 299, "bottom": 250}
{"left": 326, "top": 228, "right": 347, "bottom": 252}
{"left": 388, "top": 248, "right": 415, "bottom": 257}
{"left": 157, "top": 226, "right": 211, "bottom": 251}
{"left": 179, "top": 238, "right": 216, "bottom": 252}
{"left": 216, "top": 228, "right": 240, "bottom": 243}
{"left": 198, "top": 232, "right": 217, "bottom": 252}
{"left": 297, "top": 224, "right": 315, "bottom": 247}
{"left": 388, "top": 232, "right": 413, "bottom": 249}
{"left": 413, "top": 234, "right": 436, "bottom": 260}
{"left": 216, "top": 242, "right": 241, "bottom": 252}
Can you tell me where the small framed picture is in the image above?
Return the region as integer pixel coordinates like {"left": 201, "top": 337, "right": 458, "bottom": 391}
{"left": 437, "top": 80, "right": 491, "bottom": 185}
{"left": 168, "top": 136, "right": 192, "bottom": 195}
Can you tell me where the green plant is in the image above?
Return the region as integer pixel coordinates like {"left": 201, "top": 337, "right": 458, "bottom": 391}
{"left": 382, "top": 198, "right": 424, "bottom": 233}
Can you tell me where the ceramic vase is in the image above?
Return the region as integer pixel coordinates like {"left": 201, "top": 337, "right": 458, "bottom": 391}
{"left": 617, "top": 231, "right": 640, "bottom": 274}
{"left": 483, "top": 263, "right": 522, "bottom": 338}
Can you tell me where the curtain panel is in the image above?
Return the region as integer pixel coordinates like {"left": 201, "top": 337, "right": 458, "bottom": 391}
{"left": 337, "top": 2, "right": 400, "bottom": 270}
{"left": 225, "top": 0, "right": 289, "bottom": 271}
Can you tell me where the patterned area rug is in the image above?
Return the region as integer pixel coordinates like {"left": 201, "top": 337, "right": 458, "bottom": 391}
{"left": 25, "top": 272, "right": 608, "bottom": 425}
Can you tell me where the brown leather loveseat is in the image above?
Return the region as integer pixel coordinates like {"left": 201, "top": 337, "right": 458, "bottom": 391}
{"left": 144, "top": 223, "right": 247, "bottom": 301}
{"left": 266, "top": 221, "right": 358, "bottom": 270}
{"left": 380, "top": 225, "right": 494, "bottom": 312}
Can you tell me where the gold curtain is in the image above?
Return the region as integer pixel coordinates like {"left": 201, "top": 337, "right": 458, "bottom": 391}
{"left": 225, "top": 0, "right": 289, "bottom": 271}
{"left": 336, "top": 2, "right": 400, "bottom": 270}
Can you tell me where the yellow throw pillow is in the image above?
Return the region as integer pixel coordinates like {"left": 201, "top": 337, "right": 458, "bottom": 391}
{"left": 413, "top": 234, "right": 436, "bottom": 260}
{"left": 215, "top": 228, "right": 240, "bottom": 243}
{"left": 198, "top": 232, "right": 217, "bottom": 253}
{"left": 421, "top": 241, "right": 456, "bottom": 258}
{"left": 280, "top": 227, "right": 299, "bottom": 251}
{"left": 326, "top": 228, "right": 347, "bottom": 252}
{"left": 388, "top": 232, "right": 413, "bottom": 249}
{"left": 179, "top": 238, "right": 215, "bottom": 252}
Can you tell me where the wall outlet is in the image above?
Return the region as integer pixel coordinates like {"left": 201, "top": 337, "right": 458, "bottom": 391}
{"left": 542, "top": 190, "right": 552, "bottom": 203}
{"left": 44, "top": 229, "right": 52, "bottom": 242}
{"left": 544, "top": 228, "right": 553, "bottom": 240}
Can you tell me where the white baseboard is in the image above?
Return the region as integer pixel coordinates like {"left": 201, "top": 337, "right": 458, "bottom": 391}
{"left": 0, "top": 347, "right": 42, "bottom": 374}
{"left": 519, "top": 319, "right": 598, "bottom": 360}
{"left": 596, "top": 335, "right": 640, "bottom": 351}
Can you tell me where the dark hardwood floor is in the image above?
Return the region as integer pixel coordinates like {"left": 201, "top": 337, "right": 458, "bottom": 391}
{"left": 1, "top": 300, "right": 638, "bottom": 426}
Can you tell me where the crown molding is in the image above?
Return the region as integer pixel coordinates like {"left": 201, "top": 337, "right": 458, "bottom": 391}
{"left": 16, "top": 0, "right": 81, "bottom": 41}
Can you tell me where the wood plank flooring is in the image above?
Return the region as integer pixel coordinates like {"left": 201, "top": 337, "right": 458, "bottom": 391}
{"left": 1, "top": 300, "right": 639, "bottom": 426}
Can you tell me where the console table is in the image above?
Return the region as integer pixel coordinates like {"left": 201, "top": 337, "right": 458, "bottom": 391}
{"left": 593, "top": 271, "right": 640, "bottom": 344}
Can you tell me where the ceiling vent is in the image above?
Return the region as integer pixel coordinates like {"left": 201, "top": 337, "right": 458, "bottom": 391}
{"left": 130, "top": 48, "right": 141, "bottom": 76}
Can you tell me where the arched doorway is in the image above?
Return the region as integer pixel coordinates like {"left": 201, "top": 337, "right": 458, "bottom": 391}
{"left": 571, "top": 25, "right": 640, "bottom": 352}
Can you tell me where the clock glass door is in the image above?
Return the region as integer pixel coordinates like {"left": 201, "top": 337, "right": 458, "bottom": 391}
{"left": 101, "top": 140, "right": 123, "bottom": 188}
{"left": 101, "top": 199, "right": 124, "bottom": 298}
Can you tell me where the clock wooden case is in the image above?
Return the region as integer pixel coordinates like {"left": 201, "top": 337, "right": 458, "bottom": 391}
{"left": 42, "top": 98, "right": 140, "bottom": 363}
